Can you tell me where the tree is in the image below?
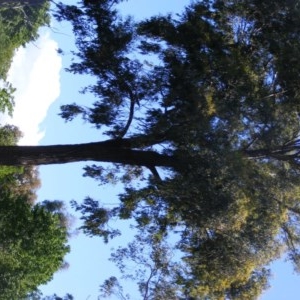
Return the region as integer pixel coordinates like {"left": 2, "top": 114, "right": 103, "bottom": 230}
{"left": 5, "top": 165, "right": 41, "bottom": 203}
{"left": 0, "top": 0, "right": 50, "bottom": 79}
{"left": 3, "top": 0, "right": 300, "bottom": 298}
{"left": 0, "top": 125, "right": 69, "bottom": 300}
{"left": 0, "top": 190, "right": 69, "bottom": 299}
{"left": 0, "top": 125, "right": 41, "bottom": 203}
{"left": 0, "top": 0, "right": 50, "bottom": 116}
{"left": 99, "top": 233, "right": 182, "bottom": 300}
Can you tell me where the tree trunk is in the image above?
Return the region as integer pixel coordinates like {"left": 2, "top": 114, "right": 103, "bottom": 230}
{"left": 5, "top": 140, "right": 297, "bottom": 169}
{"left": 0, "top": 141, "right": 178, "bottom": 168}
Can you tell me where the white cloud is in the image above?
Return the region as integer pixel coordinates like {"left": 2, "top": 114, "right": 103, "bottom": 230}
{"left": 5, "top": 30, "right": 62, "bottom": 145}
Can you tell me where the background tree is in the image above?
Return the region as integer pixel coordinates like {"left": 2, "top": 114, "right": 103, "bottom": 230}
{"left": 0, "top": 125, "right": 69, "bottom": 299}
{"left": 0, "top": 125, "right": 41, "bottom": 203}
{"left": 0, "top": 0, "right": 50, "bottom": 79}
{"left": 0, "top": 189, "right": 69, "bottom": 300}
{"left": 0, "top": 0, "right": 50, "bottom": 115}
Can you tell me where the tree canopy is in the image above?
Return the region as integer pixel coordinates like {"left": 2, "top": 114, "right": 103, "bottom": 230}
{"left": 0, "top": 0, "right": 51, "bottom": 115}
{"left": 0, "top": 192, "right": 70, "bottom": 299}
{"left": 3, "top": 0, "right": 300, "bottom": 298}
{"left": 0, "top": 0, "right": 50, "bottom": 79}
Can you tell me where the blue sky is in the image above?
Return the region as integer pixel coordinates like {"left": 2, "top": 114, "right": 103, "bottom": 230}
{"left": 5, "top": 0, "right": 300, "bottom": 299}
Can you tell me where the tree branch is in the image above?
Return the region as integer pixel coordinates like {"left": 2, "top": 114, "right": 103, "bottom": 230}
{"left": 118, "top": 89, "right": 136, "bottom": 138}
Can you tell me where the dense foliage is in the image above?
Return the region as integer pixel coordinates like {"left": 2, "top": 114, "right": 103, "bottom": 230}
{"left": 0, "top": 193, "right": 70, "bottom": 299}
{"left": 0, "top": 0, "right": 50, "bottom": 79}
{"left": 0, "top": 125, "right": 70, "bottom": 300}
{"left": 0, "top": 125, "right": 41, "bottom": 203}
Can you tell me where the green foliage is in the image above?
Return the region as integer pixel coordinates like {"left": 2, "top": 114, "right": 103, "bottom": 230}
{"left": 0, "top": 124, "right": 69, "bottom": 299}
{"left": 0, "top": 125, "right": 41, "bottom": 202}
{"left": 0, "top": 0, "right": 50, "bottom": 79}
{"left": 51, "top": 0, "right": 300, "bottom": 298}
{"left": 0, "top": 124, "right": 23, "bottom": 178}
{"left": 5, "top": 165, "right": 41, "bottom": 204}
{"left": 0, "top": 0, "right": 50, "bottom": 118}
{"left": 100, "top": 277, "right": 129, "bottom": 300}
{"left": 0, "top": 190, "right": 69, "bottom": 299}
{"left": 100, "top": 234, "right": 182, "bottom": 300}
{"left": 71, "top": 197, "right": 121, "bottom": 242}
{"left": 0, "top": 82, "right": 15, "bottom": 116}
{"left": 0, "top": 124, "right": 22, "bottom": 145}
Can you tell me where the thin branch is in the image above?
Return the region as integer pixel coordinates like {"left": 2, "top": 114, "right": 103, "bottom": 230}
{"left": 118, "top": 89, "right": 136, "bottom": 138}
{"left": 142, "top": 266, "right": 155, "bottom": 300}
{"left": 242, "top": 136, "right": 258, "bottom": 150}
{"left": 282, "top": 224, "right": 298, "bottom": 254}
{"left": 262, "top": 89, "right": 287, "bottom": 100}
{"left": 147, "top": 165, "right": 161, "bottom": 181}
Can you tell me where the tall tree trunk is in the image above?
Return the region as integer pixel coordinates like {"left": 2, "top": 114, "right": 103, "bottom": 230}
{"left": 0, "top": 141, "right": 178, "bottom": 168}
{"left": 4, "top": 140, "right": 297, "bottom": 168}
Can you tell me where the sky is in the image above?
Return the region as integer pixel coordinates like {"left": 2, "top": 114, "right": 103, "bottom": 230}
{"left": 3, "top": 0, "right": 300, "bottom": 299}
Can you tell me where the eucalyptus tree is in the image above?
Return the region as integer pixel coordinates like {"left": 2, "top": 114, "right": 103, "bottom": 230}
{"left": 3, "top": 0, "right": 300, "bottom": 298}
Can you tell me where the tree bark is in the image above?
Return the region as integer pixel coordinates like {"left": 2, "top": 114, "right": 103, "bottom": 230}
{"left": 0, "top": 141, "right": 178, "bottom": 168}
{"left": 5, "top": 140, "right": 298, "bottom": 169}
